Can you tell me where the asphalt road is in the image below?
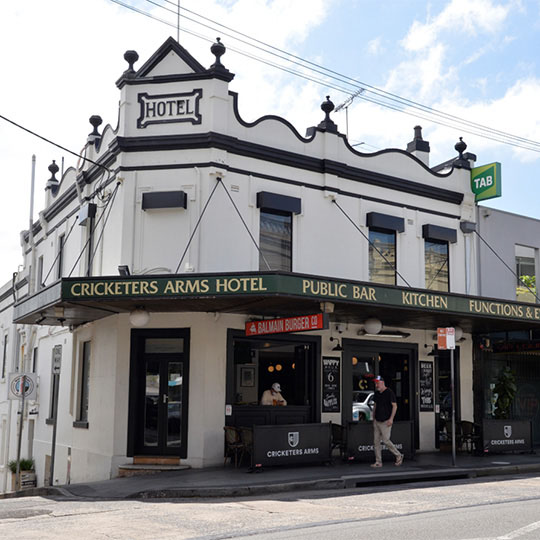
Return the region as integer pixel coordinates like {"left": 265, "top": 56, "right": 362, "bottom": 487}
{"left": 2, "top": 474, "right": 540, "bottom": 539}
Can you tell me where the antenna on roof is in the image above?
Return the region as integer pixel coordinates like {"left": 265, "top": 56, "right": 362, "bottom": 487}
{"left": 335, "top": 88, "right": 365, "bottom": 139}
{"left": 177, "top": 1, "right": 181, "bottom": 42}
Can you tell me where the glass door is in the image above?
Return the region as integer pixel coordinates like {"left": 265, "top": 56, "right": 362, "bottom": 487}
{"left": 129, "top": 330, "right": 190, "bottom": 458}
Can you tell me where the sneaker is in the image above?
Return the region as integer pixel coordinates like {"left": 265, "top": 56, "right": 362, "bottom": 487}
{"left": 395, "top": 454, "right": 404, "bottom": 466}
{"left": 370, "top": 462, "right": 382, "bottom": 468}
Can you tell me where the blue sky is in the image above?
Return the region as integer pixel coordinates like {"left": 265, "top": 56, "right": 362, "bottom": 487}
{"left": 1, "top": 0, "right": 539, "bottom": 284}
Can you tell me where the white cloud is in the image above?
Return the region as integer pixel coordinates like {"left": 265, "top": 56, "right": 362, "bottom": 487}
{"left": 367, "top": 37, "right": 382, "bottom": 56}
{"left": 402, "top": 0, "right": 511, "bottom": 52}
{"left": 0, "top": 0, "right": 333, "bottom": 284}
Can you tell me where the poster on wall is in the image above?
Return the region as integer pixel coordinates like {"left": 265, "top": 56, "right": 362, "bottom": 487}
{"left": 419, "top": 361, "right": 434, "bottom": 412}
{"left": 322, "top": 357, "right": 340, "bottom": 412}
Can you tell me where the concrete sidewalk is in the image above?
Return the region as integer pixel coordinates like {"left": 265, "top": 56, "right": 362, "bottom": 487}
{"left": 7, "top": 450, "right": 540, "bottom": 500}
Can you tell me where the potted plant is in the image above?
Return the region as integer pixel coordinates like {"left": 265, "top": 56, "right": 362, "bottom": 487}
{"left": 493, "top": 367, "right": 517, "bottom": 419}
{"left": 8, "top": 458, "right": 36, "bottom": 490}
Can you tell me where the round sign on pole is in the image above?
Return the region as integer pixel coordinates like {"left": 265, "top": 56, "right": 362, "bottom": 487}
{"left": 8, "top": 373, "right": 37, "bottom": 400}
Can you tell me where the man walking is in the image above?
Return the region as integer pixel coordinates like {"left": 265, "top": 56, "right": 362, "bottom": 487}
{"left": 371, "top": 375, "right": 403, "bottom": 467}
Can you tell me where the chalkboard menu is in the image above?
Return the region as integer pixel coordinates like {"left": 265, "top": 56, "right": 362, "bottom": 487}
{"left": 419, "top": 361, "right": 434, "bottom": 412}
{"left": 322, "top": 357, "right": 340, "bottom": 412}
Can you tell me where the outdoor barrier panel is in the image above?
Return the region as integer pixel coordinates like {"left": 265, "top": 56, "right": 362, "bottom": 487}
{"left": 346, "top": 421, "right": 415, "bottom": 461}
{"left": 482, "top": 419, "right": 533, "bottom": 453}
{"left": 252, "top": 423, "right": 332, "bottom": 468}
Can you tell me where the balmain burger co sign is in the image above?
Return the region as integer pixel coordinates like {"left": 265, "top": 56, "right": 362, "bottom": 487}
{"left": 137, "top": 89, "right": 202, "bottom": 128}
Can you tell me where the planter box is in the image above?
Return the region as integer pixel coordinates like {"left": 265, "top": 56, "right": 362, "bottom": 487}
{"left": 11, "top": 471, "right": 36, "bottom": 490}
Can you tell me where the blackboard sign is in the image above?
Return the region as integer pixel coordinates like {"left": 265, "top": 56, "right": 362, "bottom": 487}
{"left": 322, "top": 357, "right": 340, "bottom": 412}
{"left": 419, "top": 361, "right": 434, "bottom": 412}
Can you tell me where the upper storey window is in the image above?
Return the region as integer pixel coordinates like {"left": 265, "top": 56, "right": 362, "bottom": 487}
{"left": 422, "top": 224, "right": 457, "bottom": 292}
{"left": 366, "top": 213, "right": 405, "bottom": 286}
{"left": 516, "top": 245, "right": 536, "bottom": 303}
{"left": 259, "top": 210, "right": 292, "bottom": 272}
{"left": 257, "top": 192, "right": 301, "bottom": 272}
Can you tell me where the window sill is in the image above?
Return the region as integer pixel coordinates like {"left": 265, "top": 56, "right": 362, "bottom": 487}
{"left": 73, "top": 421, "right": 89, "bottom": 429}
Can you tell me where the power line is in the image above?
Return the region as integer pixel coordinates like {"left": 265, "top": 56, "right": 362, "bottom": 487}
{"left": 135, "top": 0, "right": 540, "bottom": 152}
{"left": 0, "top": 114, "right": 112, "bottom": 173}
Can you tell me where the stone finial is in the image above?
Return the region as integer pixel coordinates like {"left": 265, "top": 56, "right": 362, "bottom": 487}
{"left": 210, "top": 37, "right": 230, "bottom": 73}
{"left": 88, "top": 115, "right": 103, "bottom": 144}
{"left": 317, "top": 96, "right": 338, "bottom": 133}
{"left": 455, "top": 136, "right": 467, "bottom": 158}
{"left": 123, "top": 50, "right": 139, "bottom": 77}
{"left": 45, "top": 160, "right": 60, "bottom": 195}
{"left": 453, "top": 137, "right": 470, "bottom": 169}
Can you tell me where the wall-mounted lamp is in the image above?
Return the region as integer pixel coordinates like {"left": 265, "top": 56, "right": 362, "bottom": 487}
{"left": 129, "top": 306, "right": 150, "bottom": 327}
{"left": 364, "top": 318, "right": 382, "bottom": 335}
{"left": 329, "top": 336, "right": 343, "bottom": 351}
{"left": 358, "top": 317, "right": 409, "bottom": 338}
{"left": 118, "top": 265, "right": 131, "bottom": 276}
{"left": 426, "top": 344, "right": 439, "bottom": 357}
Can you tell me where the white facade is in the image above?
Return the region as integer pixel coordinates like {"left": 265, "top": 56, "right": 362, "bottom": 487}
{"left": 5, "top": 37, "right": 532, "bottom": 490}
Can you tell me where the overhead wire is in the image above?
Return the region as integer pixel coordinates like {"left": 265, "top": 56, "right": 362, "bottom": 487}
{"left": 132, "top": 0, "right": 540, "bottom": 152}
{"left": 0, "top": 113, "right": 113, "bottom": 174}
{"left": 41, "top": 215, "right": 78, "bottom": 287}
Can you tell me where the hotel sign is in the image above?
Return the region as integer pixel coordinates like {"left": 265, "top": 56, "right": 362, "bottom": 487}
{"left": 245, "top": 313, "right": 328, "bottom": 336}
{"left": 60, "top": 273, "right": 540, "bottom": 324}
{"left": 137, "top": 89, "right": 202, "bottom": 128}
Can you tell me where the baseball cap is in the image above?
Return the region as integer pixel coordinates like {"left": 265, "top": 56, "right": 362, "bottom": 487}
{"left": 272, "top": 382, "right": 281, "bottom": 392}
{"left": 374, "top": 376, "right": 384, "bottom": 382}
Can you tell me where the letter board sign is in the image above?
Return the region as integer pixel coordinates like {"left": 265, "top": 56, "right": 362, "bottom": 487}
{"left": 322, "top": 357, "right": 340, "bottom": 413}
{"left": 419, "top": 361, "right": 434, "bottom": 412}
{"left": 252, "top": 423, "right": 331, "bottom": 467}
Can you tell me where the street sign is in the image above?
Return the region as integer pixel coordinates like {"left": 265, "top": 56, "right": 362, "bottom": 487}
{"left": 437, "top": 327, "right": 455, "bottom": 350}
{"left": 8, "top": 373, "right": 37, "bottom": 400}
{"left": 245, "top": 313, "right": 328, "bottom": 336}
{"left": 52, "top": 345, "right": 62, "bottom": 374}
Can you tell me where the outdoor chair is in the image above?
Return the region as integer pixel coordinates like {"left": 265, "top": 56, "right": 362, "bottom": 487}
{"left": 224, "top": 426, "right": 244, "bottom": 467}
{"left": 330, "top": 422, "right": 346, "bottom": 460}
{"left": 460, "top": 420, "right": 481, "bottom": 454}
{"left": 238, "top": 426, "right": 253, "bottom": 467}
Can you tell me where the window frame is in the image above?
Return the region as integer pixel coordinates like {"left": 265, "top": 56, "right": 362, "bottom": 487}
{"left": 74, "top": 341, "right": 91, "bottom": 428}
{"left": 258, "top": 208, "right": 293, "bottom": 272}
{"left": 368, "top": 227, "right": 397, "bottom": 285}
{"left": 424, "top": 238, "right": 450, "bottom": 292}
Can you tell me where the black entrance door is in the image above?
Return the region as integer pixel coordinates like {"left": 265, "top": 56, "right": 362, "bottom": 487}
{"left": 128, "top": 329, "right": 190, "bottom": 457}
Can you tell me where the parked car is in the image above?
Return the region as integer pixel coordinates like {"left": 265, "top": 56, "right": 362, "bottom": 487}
{"left": 352, "top": 390, "right": 374, "bottom": 421}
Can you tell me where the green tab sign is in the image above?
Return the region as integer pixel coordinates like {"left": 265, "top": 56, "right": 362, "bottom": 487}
{"left": 471, "top": 162, "right": 501, "bottom": 202}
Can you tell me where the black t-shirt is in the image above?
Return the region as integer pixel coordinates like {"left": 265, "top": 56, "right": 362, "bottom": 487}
{"left": 373, "top": 388, "right": 396, "bottom": 422}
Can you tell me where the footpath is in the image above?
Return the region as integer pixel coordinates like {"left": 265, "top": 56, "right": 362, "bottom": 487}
{"left": 3, "top": 450, "right": 540, "bottom": 500}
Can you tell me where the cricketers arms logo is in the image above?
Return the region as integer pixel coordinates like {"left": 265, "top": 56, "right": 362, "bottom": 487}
{"left": 504, "top": 425, "right": 512, "bottom": 438}
{"left": 288, "top": 432, "right": 299, "bottom": 448}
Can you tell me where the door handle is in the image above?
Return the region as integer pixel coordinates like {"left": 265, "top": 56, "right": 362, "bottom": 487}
{"left": 162, "top": 394, "right": 168, "bottom": 404}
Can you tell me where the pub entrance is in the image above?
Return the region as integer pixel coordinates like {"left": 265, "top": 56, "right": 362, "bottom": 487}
{"left": 343, "top": 339, "right": 419, "bottom": 449}
{"left": 128, "top": 329, "right": 190, "bottom": 458}
{"left": 226, "top": 330, "right": 321, "bottom": 428}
